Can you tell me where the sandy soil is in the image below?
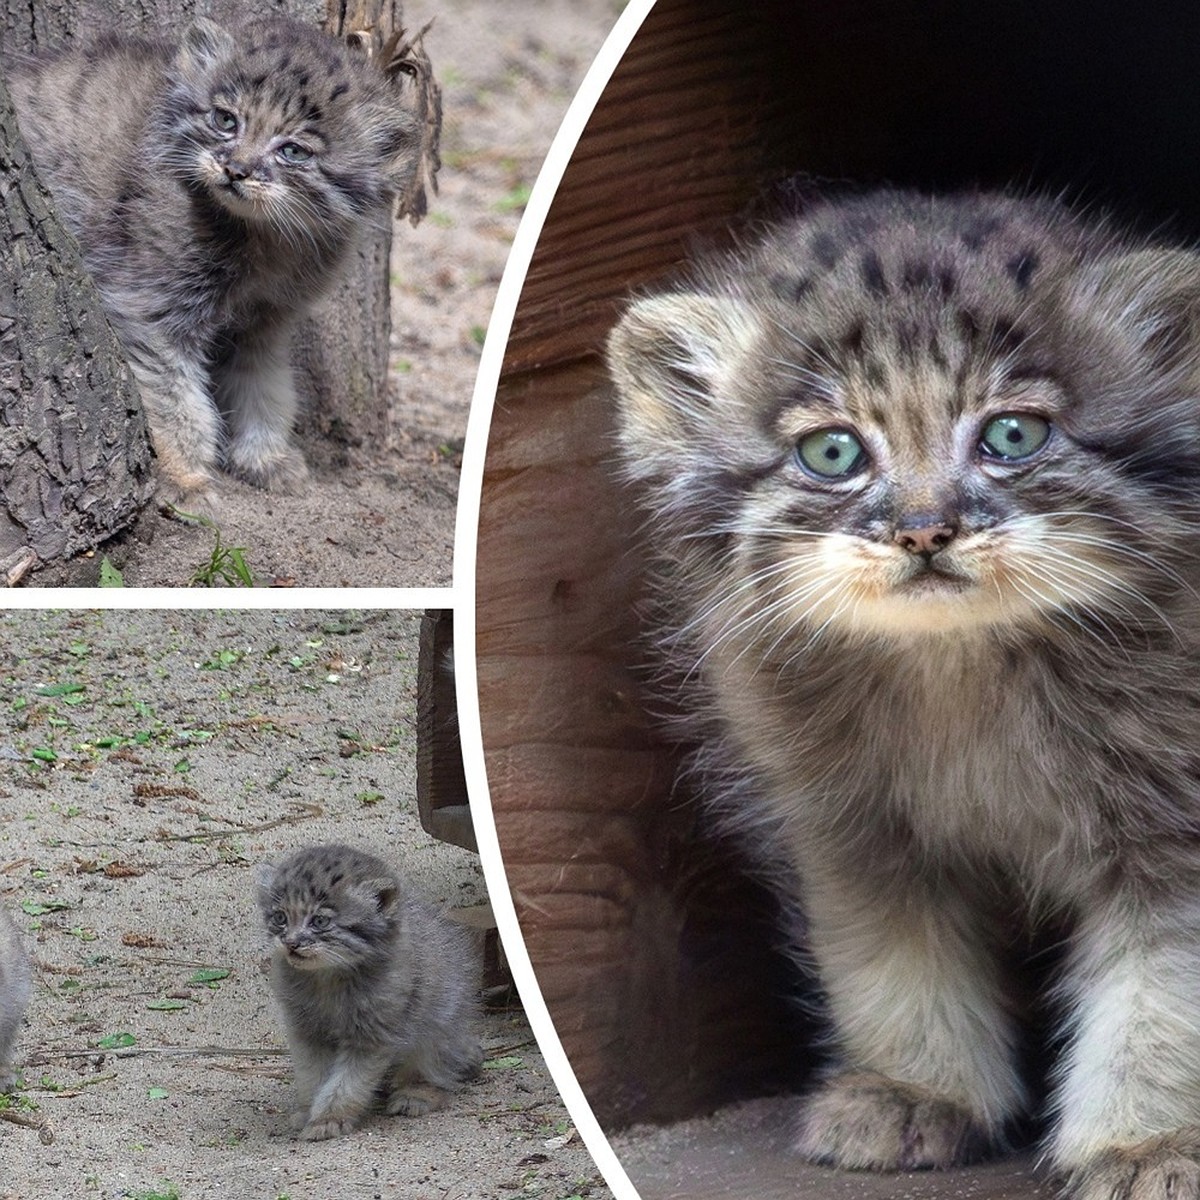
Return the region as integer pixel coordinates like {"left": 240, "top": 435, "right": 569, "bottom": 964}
{"left": 0, "top": 609, "right": 613, "bottom": 1200}
{"left": 38, "top": 0, "right": 623, "bottom": 589}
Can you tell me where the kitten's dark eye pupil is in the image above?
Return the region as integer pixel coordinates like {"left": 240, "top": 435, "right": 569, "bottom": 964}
{"left": 797, "top": 428, "right": 866, "bottom": 479}
{"left": 278, "top": 143, "right": 313, "bottom": 164}
{"left": 980, "top": 413, "right": 1051, "bottom": 461}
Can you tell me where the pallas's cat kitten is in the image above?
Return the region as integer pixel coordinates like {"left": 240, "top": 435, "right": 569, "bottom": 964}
{"left": 5, "top": 16, "right": 427, "bottom": 508}
{"left": 609, "top": 189, "right": 1200, "bottom": 1200}
{"left": 0, "top": 905, "right": 31, "bottom": 1092}
{"left": 254, "top": 843, "right": 481, "bottom": 1141}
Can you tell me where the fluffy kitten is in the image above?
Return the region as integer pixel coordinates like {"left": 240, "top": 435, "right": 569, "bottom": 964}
{"left": 609, "top": 189, "right": 1200, "bottom": 1200}
{"left": 254, "top": 843, "right": 481, "bottom": 1141}
{"left": 5, "top": 16, "right": 428, "bottom": 509}
{"left": 0, "top": 905, "right": 31, "bottom": 1092}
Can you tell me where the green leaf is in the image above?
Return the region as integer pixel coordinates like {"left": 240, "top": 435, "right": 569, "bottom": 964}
{"left": 35, "top": 683, "right": 84, "bottom": 697}
{"left": 98, "top": 556, "right": 125, "bottom": 587}
{"left": 226, "top": 547, "right": 254, "bottom": 587}
{"left": 482, "top": 1055, "right": 524, "bottom": 1071}
{"left": 96, "top": 1032, "right": 137, "bottom": 1049}
{"left": 20, "top": 899, "right": 70, "bottom": 915}
{"left": 188, "top": 968, "right": 230, "bottom": 985}
{"left": 30, "top": 748, "right": 57, "bottom": 762}
{"left": 495, "top": 182, "right": 532, "bottom": 212}
{"left": 147, "top": 1087, "right": 170, "bottom": 1100}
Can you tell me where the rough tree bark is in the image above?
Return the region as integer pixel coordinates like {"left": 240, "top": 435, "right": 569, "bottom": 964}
{"left": 0, "top": 72, "right": 154, "bottom": 584}
{"left": 0, "top": 0, "right": 436, "bottom": 577}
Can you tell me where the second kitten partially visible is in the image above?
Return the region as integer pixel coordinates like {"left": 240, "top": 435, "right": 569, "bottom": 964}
{"left": 0, "top": 905, "right": 31, "bottom": 1092}
{"left": 254, "top": 843, "right": 481, "bottom": 1140}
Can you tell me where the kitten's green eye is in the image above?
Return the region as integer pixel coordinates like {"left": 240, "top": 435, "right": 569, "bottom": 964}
{"left": 277, "top": 143, "right": 314, "bottom": 165}
{"left": 796, "top": 428, "right": 867, "bottom": 479}
{"left": 267, "top": 909, "right": 286, "bottom": 930}
{"left": 979, "top": 413, "right": 1051, "bottom": 461}
{"left": 310, "top": 912, "right": 332, "bottom": 930}
{"left": 211, "top": 108, "right": 238, "bottom": 134}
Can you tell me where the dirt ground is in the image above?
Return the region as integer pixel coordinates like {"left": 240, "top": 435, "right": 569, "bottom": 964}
{"left": 39, "top": 0, "right": 624, "bottom": 589}
{"left": 0, "top": 609, "right": 614, "bottom": 1200}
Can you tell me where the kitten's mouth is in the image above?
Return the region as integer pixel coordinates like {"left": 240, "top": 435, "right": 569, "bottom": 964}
{"left": 212, "top": 179, "right": 265, "bottom": 217}
{"left": 283, "top": 945, "right": 321, "bottom": 968}
{"left": 895, "top": 562, "right": 974, "bottom": 595}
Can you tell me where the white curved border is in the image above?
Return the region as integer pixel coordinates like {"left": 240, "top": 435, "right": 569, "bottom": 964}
{"left": 453, "top": 3, "right": 657, "bottom": 1199}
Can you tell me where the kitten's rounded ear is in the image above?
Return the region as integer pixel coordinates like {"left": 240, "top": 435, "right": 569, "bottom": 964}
{"left": 178, "top": 18, "right": 235, "bottom": 72}
{"left": 1075, "top": 249, "right": 1200, "bottom": 373}
{"left": 608, "top": 292, "right": 758, "bottom": 456}
{"left": 362, "top": 877, "right": 400, "bottom": 914}
{"left": 252, "top": 862, "right": 276, "bottom": 895}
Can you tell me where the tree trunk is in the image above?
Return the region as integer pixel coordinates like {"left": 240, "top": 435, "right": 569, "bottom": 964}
{"left": 0, "top": 72, "right": 154, "bottom": 583}
{"left": 0, "top": 0, "right": 428, "bottom": 572}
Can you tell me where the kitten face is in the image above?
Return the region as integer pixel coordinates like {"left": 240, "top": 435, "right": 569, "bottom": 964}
{"left": 254, "top": 850, "right": 399, "bottom": 974}
{"left": 611, "top": 192, "right": 1200, "bottom": 644}
{"left": 164, "top": 18, "right": 418, "bottom": 234}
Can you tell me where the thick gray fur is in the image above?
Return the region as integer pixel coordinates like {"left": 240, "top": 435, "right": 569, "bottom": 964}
{"left": 4, "top": 17, "right": 421, "bottom": 509}
{"left": 254, "top": 842, "right": 481, "bottom": 1141}
{"left": 0, "top": 905, "right": 31, "bottom": 1091}
{"left": 610, "top": 188, "right": 1200, "bottom": 1200}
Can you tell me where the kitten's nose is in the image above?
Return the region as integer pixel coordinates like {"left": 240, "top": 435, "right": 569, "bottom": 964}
{"left": 224, "top": 159, "right": 252, "bottom": 181}
{"left": 893, "top": 515, "right": 958, "bottom": 557}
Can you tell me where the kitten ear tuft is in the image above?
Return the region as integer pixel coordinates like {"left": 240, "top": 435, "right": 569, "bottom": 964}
{"left": 178, "top": 18, "right": 235, "bottom": 72}
{"left": 608, "top": 292, "right": 758, "bottom": 461}
{"left": 1076, "top": 249, "right": 1200, "bottom": 374}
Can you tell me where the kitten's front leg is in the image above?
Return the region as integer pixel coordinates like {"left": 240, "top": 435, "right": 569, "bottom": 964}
{"left": 283, "top": 1030, "right": 335, "bottom": 1130}
{"left": 1051, "top": 890, "right": 1200, "bottom": 1200}
{"left": 300, "top": 1047, "right": 389, "bottom": 1141}
{"left": 214, "top": 319, "right": 309, "bottom": 494}
{"left": 794, "top": 853, "right": 1025, "bottom": 1169}
{"left": 127, "top": 349, "right": 223, "bottom": 513}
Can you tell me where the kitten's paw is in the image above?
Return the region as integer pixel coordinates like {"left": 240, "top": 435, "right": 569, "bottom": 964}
{"left": 385, "top": 1083, "right": 449, "bottom": 1117}
{"left": 795, "top": 1072, "right": 988, "bottom": 1170}
{"left": 226, "top": 444, "right": 309, "bottom": 494}
{"left": 156, "top": 473, "right": 221, "bottom": 520}
{"left": 299, "top": 1114, "right": 358, "bottom": 1141}
{"left": 1064, "top": 1138, "right": 1200, "bottom": 1200}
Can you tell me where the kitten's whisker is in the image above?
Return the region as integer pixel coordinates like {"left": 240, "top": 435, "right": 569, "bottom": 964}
{"left": 1025, "top": 548, "right": 1182, "bottom": 642}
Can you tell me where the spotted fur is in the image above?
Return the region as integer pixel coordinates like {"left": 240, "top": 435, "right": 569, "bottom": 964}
{"left": 610, "top": 189, "right": 1200, "bottom": 1200}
